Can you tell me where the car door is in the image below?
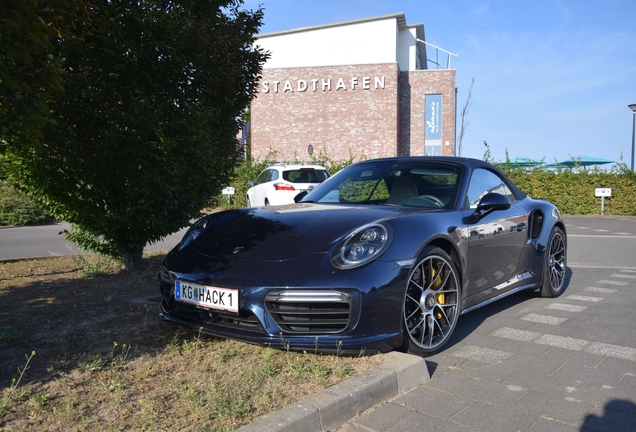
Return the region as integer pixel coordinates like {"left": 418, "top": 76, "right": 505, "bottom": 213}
{"left": 252, "top": 169, "right": 272, "bottom": 206}
{"left": 462, "top": 168, "right": 529, "bottom": 299}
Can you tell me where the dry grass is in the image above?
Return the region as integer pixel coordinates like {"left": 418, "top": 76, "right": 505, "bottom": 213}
{"left": 0, "top": 253, "right": 384, "bottom": 431}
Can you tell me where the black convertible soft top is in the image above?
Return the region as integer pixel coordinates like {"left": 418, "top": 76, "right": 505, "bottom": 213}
{"left": 348, "top": 156, "right": 528, "bottom": 201}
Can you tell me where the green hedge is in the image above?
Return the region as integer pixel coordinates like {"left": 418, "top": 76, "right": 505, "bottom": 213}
{"left": 502, "top": 164, "right": 636, "bottom": 215}
{"left": 219, "top": 158, "right": 636, "bottom": 216}
{"left": 3, "top": 158, "right": 634, "bottom": 227}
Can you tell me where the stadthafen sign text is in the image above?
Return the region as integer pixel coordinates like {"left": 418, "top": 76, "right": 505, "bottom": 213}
{"left": 261, "top": 76, "right": 386, "bottom": 93}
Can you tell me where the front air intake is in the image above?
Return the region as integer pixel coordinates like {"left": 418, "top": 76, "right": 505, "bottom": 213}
{"left": 264, "top": 290, "right": 354, "bottom": 334}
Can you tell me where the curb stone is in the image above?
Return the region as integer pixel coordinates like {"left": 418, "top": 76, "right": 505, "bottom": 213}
{"left": 235, "top": 351, "right": 430, "bottom": 432}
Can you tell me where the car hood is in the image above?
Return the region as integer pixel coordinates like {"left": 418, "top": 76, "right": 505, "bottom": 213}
{"left": 195, "top": 203, "right": 419, "bottom": 262}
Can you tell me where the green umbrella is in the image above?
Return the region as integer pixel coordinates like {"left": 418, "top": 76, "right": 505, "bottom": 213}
{"left": 545, "top": 156, "right": 615, "bottom": 168}
{"left": 497, "top": 157, "right": 543, "bottom": 168}
{"left": 509, "top": 157, "right": 543, "bottom": 166}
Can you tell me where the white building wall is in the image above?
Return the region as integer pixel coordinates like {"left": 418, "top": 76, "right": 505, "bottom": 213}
{"left": 397, "top": 27, "right": 418, "bottom": 71}
{"left": 256, "top": 17, "right": 398, "bottom": 69}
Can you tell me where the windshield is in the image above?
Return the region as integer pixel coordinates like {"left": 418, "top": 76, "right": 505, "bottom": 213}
{"left": 301, "top": 160, "right": 463, "bottom": 209}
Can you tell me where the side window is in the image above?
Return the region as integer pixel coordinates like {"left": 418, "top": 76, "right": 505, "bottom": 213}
{"left": 255, "top": 170, "right": 270, "bottom": 185}
{"left": 466, "top": 169, "right": 515, "bottom": 209}
{"left": 270, "top": 170, "right": 279, "bottom": 181}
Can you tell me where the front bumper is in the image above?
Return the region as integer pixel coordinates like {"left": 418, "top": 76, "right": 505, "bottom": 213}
{"left": 158, "top": 255, "right": 409, "bottom": 354}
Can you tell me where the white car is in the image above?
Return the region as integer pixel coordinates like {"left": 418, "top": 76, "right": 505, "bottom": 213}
{"left": 246, "top": 164, "right": 330, "bottom": 207}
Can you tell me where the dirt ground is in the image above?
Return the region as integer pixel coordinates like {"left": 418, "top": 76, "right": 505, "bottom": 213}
{"left": 0, "top": 254, "right": 383, "bottom": 431}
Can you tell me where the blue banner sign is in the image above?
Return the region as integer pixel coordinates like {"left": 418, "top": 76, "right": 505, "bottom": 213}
{"left": 425, "top": 94, "right": 442, "bottom": 141}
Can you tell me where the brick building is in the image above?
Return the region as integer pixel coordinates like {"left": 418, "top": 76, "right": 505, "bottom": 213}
{"left": 251, "top": 13, "right": 457, "bottom": 162}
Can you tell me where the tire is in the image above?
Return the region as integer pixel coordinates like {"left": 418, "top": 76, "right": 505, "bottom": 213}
{"left": 402, "top": 247, "right": 461, "bottom": 356}
{"left": 540, "top": 226, "right": 567, "bottom": 298}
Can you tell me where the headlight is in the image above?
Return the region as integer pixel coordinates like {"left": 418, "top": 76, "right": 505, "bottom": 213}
{"left": 179, "top": 216, "right": 214, "bottom": 250}
{"left": 332, "top": 223, "right": 392, "bottom": 269}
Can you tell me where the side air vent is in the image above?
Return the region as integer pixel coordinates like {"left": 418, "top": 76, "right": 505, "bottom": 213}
{"left": 529, "top": 210, "right": 544, "bottom": 239}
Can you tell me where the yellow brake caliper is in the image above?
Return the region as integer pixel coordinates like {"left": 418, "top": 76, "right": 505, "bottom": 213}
{"left": 431, "top": 267, "right": 445, "bottom": 319}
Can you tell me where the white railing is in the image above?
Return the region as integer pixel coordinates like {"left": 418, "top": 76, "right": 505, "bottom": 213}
{"left": 416, "top": 39, "right": 459, "bottom": 69}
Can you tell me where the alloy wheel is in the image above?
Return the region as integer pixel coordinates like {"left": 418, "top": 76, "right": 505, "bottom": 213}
{"left": 548, "top": 231, "right": 566, "bottom": 290}
{"left": 403, "top": 252, "right": 460, "bottom": 352}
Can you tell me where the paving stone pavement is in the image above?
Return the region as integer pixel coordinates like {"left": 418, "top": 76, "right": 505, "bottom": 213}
{"left": 338, "top": 264, "right": 636, "bottom": 432}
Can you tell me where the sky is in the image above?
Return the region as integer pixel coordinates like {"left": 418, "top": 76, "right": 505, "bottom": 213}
{"left": 240, "top": 0, "right": 636, "bottom": 165}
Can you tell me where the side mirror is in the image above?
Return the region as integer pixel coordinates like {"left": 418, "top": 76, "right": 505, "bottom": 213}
{"left": 248, "top": 180, "right": 255, "bottom": 187}
{"left": 465, "top": 193, "right": 511, "bottom": 224}
{"left": 476, "top": 192, "right": 511, "bottom": 213}
{"left": 294, "top": 191, "right": 308, "bottom": 203}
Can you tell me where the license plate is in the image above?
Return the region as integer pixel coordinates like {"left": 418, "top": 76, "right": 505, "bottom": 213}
{"left": 174, "top": 281, "right": 238, "bottom": 314}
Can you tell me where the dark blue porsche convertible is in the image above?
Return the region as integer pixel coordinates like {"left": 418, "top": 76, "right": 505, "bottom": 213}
{"left": 159, "top": 157, "right": 567, "bottom": 356}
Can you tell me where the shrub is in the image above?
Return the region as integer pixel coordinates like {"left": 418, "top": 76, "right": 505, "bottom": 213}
{"left": 215, "top": 150, "right": 361, "bottom": 210}
{"left": 0, "top": 180, "right": 54, "bottom": 226}
{"left": 214, "top": 152, "right": 279, "bottom": 209}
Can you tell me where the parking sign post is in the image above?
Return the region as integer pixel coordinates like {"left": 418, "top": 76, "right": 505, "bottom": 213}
{"left": 222, "top": 186, "right": 235, "bottom": 205}
{"left": 595, "top": 188, "right": 612, "bottom": 215}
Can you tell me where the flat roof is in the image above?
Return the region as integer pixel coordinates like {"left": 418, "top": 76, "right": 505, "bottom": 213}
{"left": 258, "top": 12, "right": 425, "bottom": 41}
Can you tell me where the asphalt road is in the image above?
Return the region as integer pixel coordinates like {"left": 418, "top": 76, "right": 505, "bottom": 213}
{"left": 0, "top": 222, "right": 188, "bottom": 261}
{"left": 565, "top": 215, "right": 636, "bottom": 268}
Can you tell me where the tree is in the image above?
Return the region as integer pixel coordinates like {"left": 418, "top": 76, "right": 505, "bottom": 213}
{"left": 0, "top": 0, "right": 89, "bottom": 151}
{"left": 483, "top": 141, "right": 494, "bottom": 163}
{"left": 456, "top": 77, "right": 474, "bottom": 157}
{"left": 4, "top": 0, "right": 269, "bottom": 269}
